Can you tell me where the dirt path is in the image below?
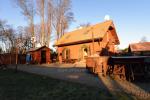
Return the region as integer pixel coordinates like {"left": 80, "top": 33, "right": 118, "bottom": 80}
{"left": 9, "top": 64, "right": 106, "bottom": 90}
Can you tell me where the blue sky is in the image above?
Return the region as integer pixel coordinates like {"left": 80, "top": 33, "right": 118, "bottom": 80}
{"left": 0, "top": 0, "right": 150, "bottom": 49}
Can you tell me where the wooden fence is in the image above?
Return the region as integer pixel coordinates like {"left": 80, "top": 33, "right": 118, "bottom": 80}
{"left": 0, "top": 53, "right": 26, "bottom": 64}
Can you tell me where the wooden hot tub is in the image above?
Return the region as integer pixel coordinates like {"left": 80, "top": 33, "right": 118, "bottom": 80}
{"left": 86, "top": 56, "right": 109, "bottom": 76}
{"left": 86, "top": 56, "right": 150, "bottom": 81}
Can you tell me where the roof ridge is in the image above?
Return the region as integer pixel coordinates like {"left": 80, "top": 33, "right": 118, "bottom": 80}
{"left": 130, "top": 42, "right": 150, "bottom": 45}
{"left": 65, "top": 20, "right": 113, "bottom": 34}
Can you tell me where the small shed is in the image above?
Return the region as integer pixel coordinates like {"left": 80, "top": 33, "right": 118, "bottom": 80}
{"left": 29, "top": 46, "right": 51, "bottom": 64}
{"left": 128, "top": 42, "right": 150, "bottom": 56}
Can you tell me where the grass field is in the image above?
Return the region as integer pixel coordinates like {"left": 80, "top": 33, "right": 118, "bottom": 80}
{"left": 0, "top": 69, "right": 132, "bottom": 100}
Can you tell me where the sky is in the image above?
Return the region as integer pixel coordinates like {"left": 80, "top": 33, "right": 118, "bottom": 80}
{"left": 0, "top": 0, "right": 150, "bottom": 49}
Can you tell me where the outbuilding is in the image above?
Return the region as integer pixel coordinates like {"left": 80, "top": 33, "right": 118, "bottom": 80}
{"left": 28, "top": 46, "right": 51, "bottom": 64}
{"left": 128, "top": 42, "right": 150, "bottom": 56}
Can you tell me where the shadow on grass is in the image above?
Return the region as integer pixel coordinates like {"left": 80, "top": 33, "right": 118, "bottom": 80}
{"left": 0, "top": 68, "right": 115, "bottom": 100}
{"left": 102, "top": 76, "right": 150, "bottom": 100}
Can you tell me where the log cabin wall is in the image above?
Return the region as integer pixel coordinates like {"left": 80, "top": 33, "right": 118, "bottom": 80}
{"left": 57, "top": 36, "right": 116, "bottom": 63}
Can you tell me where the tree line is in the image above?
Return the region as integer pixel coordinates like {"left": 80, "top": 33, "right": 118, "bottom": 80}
{"left": 14, "top": 0, "right": 74, "bottom": 47}
{"left": 0, "top": 20, "right": 32, "bottom": 54}
{"left": 0, "top": 0, "right": 74, "bottom": 54}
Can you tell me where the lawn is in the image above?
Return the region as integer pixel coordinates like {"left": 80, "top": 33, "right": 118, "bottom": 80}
{"left": 0, "top": 69, "right": 131, "bottom": 100}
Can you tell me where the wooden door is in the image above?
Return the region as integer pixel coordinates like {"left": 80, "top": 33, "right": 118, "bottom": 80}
{"left": 41, "top": 50, "right": 46, "bottom": 63}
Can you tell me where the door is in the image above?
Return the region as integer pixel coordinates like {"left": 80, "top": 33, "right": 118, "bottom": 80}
{"left": 82, "top": 48, "right": 88, "bottom": 60}
{"left": 41, "top": 50, "right": 46, "bottom": 63}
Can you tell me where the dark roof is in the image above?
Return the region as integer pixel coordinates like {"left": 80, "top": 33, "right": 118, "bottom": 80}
{"left": 29, "top": 46, "right": 50, "bottom": 52}
{"left": 129, "top": 42, "right": 150, "bottom": 52}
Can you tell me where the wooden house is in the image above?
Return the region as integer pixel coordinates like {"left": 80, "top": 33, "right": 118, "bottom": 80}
{"left": 54, "top": 20, "right": 120, "bottom": 63}
{"left": 128, "top": 42, "right": 150, "bottom": 56}
{"left": 29, "top": 46, "right": 51, "bottom": 64}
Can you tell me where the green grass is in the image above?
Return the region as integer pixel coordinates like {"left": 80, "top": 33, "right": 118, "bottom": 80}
{"left": 0, "top": 69, "right": 132, "bottom": 100}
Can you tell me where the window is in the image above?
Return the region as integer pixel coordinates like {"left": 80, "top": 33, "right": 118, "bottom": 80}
{"left": 62, "top": 48, "right": 70, "bottom": 60}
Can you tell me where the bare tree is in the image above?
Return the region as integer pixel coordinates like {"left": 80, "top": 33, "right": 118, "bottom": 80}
{"left": 34, "top": 24, "right": 41, "bottom": 45}
{"left": 77, "top": 22, "right": 91, "bottom": 29}
{"left": 0, "top": 21, "right": 8, "bottom": 52}
{"left": 16, "top": 26, "right": 27, "bottom": 53}
{"left": 53, "top": 0, "right": 74, "bottom": 40}
{"left": 0, "top": 21, "right": 32, "bottom": 54}
{"left": 80, "top": 22, "right": 91, "bottom": 27}
{"left": 14, "top": 0, "right": 35, "bottom": 47}
{"left": 36, "top": 0, "right": 45, "bottom": 46}
{"left": 0, "top": 20, "right": 16, "bottom": 53}
{"left": 46, "top": 0, "right": 53, "bottom": 47}
{"left": 13, "top": 0, "right": 74, "bottom": 48}
{"left": 36, "top": 0, "right": 53, "bottom": 47}
{"left": 140, "top": 36, "right": 147, "bottom": 43}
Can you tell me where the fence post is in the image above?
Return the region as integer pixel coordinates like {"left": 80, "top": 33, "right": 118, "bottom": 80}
{"left": 15, "top": 47, "right": 18, "bottom": 72}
